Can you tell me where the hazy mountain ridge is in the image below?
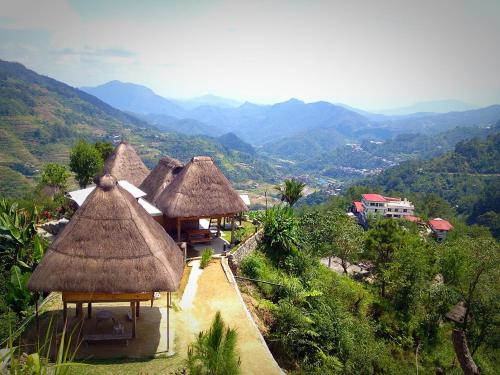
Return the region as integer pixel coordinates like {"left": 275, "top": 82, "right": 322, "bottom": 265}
{"left": 81, "top": 80, "right": 186, "bottom": 117}
{"left": 0, "top": 60, "right": 278, "bottom": 197}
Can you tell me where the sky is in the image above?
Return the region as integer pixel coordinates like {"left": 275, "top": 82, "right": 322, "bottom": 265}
{"left": 1, "top": 0, "right": 499, "bottom": 110}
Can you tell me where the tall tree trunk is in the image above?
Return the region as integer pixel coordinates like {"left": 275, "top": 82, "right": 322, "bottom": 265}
{"left": 452, "top": 329, "right": 480, "bottom": 375}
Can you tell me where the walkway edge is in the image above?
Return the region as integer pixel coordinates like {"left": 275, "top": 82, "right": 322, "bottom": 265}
{"left": 228, "top": 263, "right": 284, "bottom": 374}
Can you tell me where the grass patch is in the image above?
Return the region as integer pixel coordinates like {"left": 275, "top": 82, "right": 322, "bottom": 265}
{"left": 69, "top": 356, "right": 185, "bottom": 375}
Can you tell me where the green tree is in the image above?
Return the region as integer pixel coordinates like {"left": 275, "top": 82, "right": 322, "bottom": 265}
{"left": 441, "top": 236, "right": 500, "bottom": 340}
{"left": 331, "top": 215, "right": 365, "bottom": 274}
{"left": 365, "top": 219, "right": 405, "bottom": 297}
{"left": 69, "top": 140, "right": 104, "bottom": 188}
{"left": 94, "top": 141, "right": 114, "bottom": 161}
{"left": 38, "top": 163, "right": 70, "bottom": 191}
{"left": 187, "top": 311, "right": 240, "bottom": 375}
{"left": 275, "top": 178, "right": 306, "bottom": 207}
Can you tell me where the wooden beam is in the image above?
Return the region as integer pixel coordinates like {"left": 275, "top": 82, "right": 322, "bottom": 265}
{"left": 63, "top": 302, "right": 67, "bottom": 323}
{"left": 76, "top": 303, "right": 83, "bottom": 318}
{"left": 177, "top": 217, "right": 181, "bottom": 242}
{"left": 131, "top": 302, "right": 136, "bottom": 338}
{"left": 62, "top": 291, "right": 152, "bottom": 303}
{"left": 217, "top": 217, "right": 221, "bottom": 237}
{"left": 136, "top": 301, "right": 140, "bottom": 317}
{"left": 35, "top": 295, "right": 39, "bottom": 339}
{"left": 230, "top": 215, "right": 235, "bottom": 244}
{"left": 167, "top": 293, "right": 170, "bottom": 352}
{"left": 87, "top": 303, "right": 92, "bottom": 319}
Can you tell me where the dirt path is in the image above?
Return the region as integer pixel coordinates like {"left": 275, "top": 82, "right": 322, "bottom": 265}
{"left": 176, "top": 259, "right": 283, "bottom": 375}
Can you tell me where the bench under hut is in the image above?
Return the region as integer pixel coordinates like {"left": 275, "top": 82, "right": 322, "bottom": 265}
{"left": 104, "top": 141, "right": 150, "bottom": 187}
{"left": 28, "top": 174, "right": 184, "bottom": 348}
{"left": 155, "top": 156, "right": 248, "bottom": 244}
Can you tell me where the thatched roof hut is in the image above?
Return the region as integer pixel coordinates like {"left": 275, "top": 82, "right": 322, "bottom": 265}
{"left": 139, "top": 156, "right": 184, "bottom": 204}
{"left": 156, "top": 156, "right": 248, "bottom": 218}
{"left": 104, "top": 141, "right": 150, "bottom": 186}
{"left": 28, "top": 174, "right": 184, "bottom": 294}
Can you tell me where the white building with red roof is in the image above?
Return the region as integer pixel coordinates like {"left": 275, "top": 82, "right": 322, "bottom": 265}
{"left": 428, "top": 218, "right": 454, "bottom": 240}
{"left": 361, "top": 193, "right": 415, "bottom": 220}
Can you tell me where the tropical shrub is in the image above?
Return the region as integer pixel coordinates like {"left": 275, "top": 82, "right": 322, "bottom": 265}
{"left": 200, "top": 248, "right": 213, "bottom": 269}
{"left": 258, "top": 205, "right": 299, "bottom": 258}
{"left": 187, "top": 311, "right": 240, "bottom": 375}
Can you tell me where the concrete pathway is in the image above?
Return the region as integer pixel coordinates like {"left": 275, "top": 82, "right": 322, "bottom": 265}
{"left": 176, "top": 259, "right": 283, "bottom": 375}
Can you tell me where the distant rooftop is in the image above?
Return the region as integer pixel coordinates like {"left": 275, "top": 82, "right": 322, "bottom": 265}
{"left": 429, "top": 218, "right": 454, "bottom": 231}
{"left": 362, "top": 193, "right": 386, "bottom": 202}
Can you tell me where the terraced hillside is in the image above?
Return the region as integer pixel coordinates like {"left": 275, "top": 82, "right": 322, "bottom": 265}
{"left": 0, "top": 60, "right": 278, "bottom": 198}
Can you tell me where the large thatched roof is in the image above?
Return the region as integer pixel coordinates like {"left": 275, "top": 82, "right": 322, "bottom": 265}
{"left": 139, "top": 156, "right": 184, "bottom": 204}
{"left": 104, "top": 141, "right": 150, "bottom": 186}
{"left": 156, "top": 156, "right": 248, "bottom": 218}
{"left": 28, "top": 174, "right": 184, "bottom": 293}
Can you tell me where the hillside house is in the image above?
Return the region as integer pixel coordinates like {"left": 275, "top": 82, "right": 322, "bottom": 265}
{"left": 429, "top": 218, "right": 454, "bottom": 241}
{"left": 361, "top": 194, "right": 415, "bottom": 220}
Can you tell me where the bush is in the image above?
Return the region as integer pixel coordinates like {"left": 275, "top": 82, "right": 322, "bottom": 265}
{"left": 240, "top": 253, "right": 266, "bottom": 279}
{"left": 187, "top": 311, "right": 240, "bottom": 375}
{"left": 200, "top": 248, "right": 213, "bottom": 269}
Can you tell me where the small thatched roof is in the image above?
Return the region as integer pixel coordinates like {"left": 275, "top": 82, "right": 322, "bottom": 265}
{"left": 28, "top": 174, "right": 184, "bottom": 294}
{"left": 446, "top": 301, "right": 466, "bottom": 324}
{"left": 139, "top": 156, "right": 184, "bottom": 204}
{"left": 104, "top": 141, "right": 150, "bottom": 186}
{"left": 156, "top": 156, "right": 248, "bottom": 218}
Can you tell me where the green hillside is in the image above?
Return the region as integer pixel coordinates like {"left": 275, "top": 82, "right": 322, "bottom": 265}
{"left": 369, "top": 133, "right": 500, "bottom": 237}
{"left": 0, "top": 60, "right": 277, "bottom": 197}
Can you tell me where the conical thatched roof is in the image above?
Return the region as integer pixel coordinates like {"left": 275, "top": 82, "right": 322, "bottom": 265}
{"left": 28, "top": 174, "right": 184, "bottom": 293}
{"left": 104, "top": 141, "right": 150, "bottom": 186}
{"left": 156, "top": 156, "right": 248, "bottom": 218}
{"left": 139, "top": 156, "right": 184, "bottom": 204}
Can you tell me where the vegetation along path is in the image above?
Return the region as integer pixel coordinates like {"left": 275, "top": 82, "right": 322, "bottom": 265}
{"left": 176, "top": 259, "right": 283, "bottom": 375}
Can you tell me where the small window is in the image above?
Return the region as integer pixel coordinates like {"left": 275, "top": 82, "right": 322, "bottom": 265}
{"left": 403, "top": 209, "right": 407, "bottom": 212}
{"left": 395, "top": 209, "right": 399, "bottom": 212}
{"left": 388, "top": 208, "right": 392, "bottom": 212}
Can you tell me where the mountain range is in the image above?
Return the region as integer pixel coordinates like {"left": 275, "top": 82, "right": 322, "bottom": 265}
{"left": 0, "top": 59, "right": 276, "bottom": 198}
{"left": 82, "top": 81, "right": 500, "bottom": 152}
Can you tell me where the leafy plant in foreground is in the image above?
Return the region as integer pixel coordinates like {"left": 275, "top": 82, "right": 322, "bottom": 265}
{"left": 200, "top": 248, "right": 213, "bottom": 269}
{"left": 187, "top": 311, "right": 240, "bottom": 375}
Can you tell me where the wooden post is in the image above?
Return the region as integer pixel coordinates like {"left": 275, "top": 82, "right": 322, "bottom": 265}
{"left": 87, "top": 302, "right": 92, "bottom": 319}
{"left": 230, "top": 215, "right": 235, "bottom": 245}
{"left": 177, "top": 218, "right": 181, "bottom": 242}
{"left": 136, "top": 301, "right": 140, "bottom": 317}
{"left": 167, "top": 293, "right": 170, "bottom": 352}
{"left": 35, "top": 294, "right": 39, "bottom": 339}
{"left": 63, "top": 301, "right": 68, "bottom": 323}
{"left": 216, "top": 217, "right": 221, "bottom": 237}
{"left": 131, "top": 302, "right": 136, "bottom": 338}
{"left": 76, "top": 303, "right": 83, "bottom": 318}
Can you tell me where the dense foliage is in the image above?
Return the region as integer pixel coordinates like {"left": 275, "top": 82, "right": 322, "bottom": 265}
{"left": 239, "top": 195, "right": 499, "bottom": 374}
{"left": 187, "top": 311, "right": 241, "bottom": 375}
{"left": 0, "top": 198, "right": 47, "bottom": 341}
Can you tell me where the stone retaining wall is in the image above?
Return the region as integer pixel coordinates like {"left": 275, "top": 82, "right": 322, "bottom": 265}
{"left": 228, "top": 228, "right": 263, "bottom": 271}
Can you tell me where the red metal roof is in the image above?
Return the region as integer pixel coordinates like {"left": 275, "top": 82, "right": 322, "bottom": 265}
{"left": 429, "top": 218, "right": 454, "bottom": 231}
{"left": 353, "top": 201, "right": 364, "bottom": 213}
{"left": 404, "top": 215, "right": 421, "bottom": 223}
{"left": 362, "top": 193, "right": 386, "bottom": 202}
